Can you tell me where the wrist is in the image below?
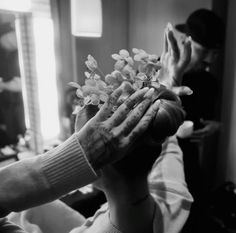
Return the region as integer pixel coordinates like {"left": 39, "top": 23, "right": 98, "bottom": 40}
{"left": 76, "top": 130, "right": 104, "bottom": 172}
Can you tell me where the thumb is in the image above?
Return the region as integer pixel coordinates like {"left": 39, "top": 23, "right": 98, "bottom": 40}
{"left": 172, "top": 86, "right": 193, "bottom": 96}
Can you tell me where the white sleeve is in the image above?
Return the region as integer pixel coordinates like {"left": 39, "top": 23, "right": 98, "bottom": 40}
{"left": 148, "top": 136, "right": 193, "bottom": 233}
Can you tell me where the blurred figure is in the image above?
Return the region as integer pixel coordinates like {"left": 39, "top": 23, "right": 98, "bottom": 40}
{"left": 0, "top": 18, "right": 26, "bottom": 147}
{"left": 175, "top": 8, "right": 224, "bottom": 138}
{"left": 175, "top": 8, "right": 225, "bottom": 233}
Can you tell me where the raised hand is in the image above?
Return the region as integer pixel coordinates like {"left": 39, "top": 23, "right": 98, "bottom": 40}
{"left": 75, "top": 82, "right": 160, "bottom": 170}
{"left": 157, "top": 23, "right": 192, "bottom": 96}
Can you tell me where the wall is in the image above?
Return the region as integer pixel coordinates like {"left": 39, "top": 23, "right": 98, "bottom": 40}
{"left": 128, "top": 0, "right": 211, "bottom": 55}
{"left": 74, "top": 0, "right": 129, "bottom": 85}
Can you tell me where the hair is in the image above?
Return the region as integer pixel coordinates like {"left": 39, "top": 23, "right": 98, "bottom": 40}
{"left": 112, "top": 85, "right": 185, "bottom": 179}
{"left": 75, "top": 86, "right": 185, "bottom": 179}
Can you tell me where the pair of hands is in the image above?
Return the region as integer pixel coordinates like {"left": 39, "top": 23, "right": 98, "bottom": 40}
{"left": 75, "top": 23, "right": 192, "bottom": 171}
{"left": 157, "top": 23, "right": 192, "bottom": 96}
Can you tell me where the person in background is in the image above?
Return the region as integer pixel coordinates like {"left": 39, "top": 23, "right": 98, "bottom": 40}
{"left": 0, "top": 19, "right": 26, "bottom": 147}
{"left": 175, "top": 8, "right": 224, "bottom": 136}
{"left": 174, "top": 8, "right": 225, "bottom": 233}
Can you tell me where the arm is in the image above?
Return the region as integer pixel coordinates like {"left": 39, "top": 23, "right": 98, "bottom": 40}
{"left": 157, "top": 23, "right": 192, "bottom": 96}
{"left": 149, "top": 136, "right": 192, "bottom": 199}
{"left": 147, "top": 24, "right": 193, "bottom": 232}
{"left": 148, "top": 136, "right": 193, "bottom": 232}
{"left": 149, "top": 23, "right": 193, "bottom": 201}
{"left": 0, "top": 133, "right": 97, "bottom": 217}
{"left": 0, "top": 84, "right": 156, "bottom": 217}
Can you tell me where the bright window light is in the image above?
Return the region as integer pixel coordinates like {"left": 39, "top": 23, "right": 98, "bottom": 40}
{"left": 33, "top": 17, "right": 60, "bottom": 142}
{"left": 15, "top": 18, "right": 30, "bottom": 130}
{"left": 0, "top": 0, "right": 31, "bottom": 12}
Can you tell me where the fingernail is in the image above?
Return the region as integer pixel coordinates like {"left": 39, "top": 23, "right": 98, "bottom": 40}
{"left": 167, "top": 22, "right": 173, "bottom": 31}
{"left": 187, "top": 89, "right": 193, "bottom": 95}
{"left": 144, "top": 88, "right": 155, "bottom": 98}
{"left": 186, "top": 36, "right": 192, "bottom": 43}
{"left": 142, "top": 87, "right": 149, "bottom": 91}
{"left": 152, "top": 99, "right": 161, "bottom": 111}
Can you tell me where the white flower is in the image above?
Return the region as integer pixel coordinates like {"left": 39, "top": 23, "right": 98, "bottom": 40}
{"left": 85, "top": 55, "right": 98, "bottom": 72}
{"left": 69, "top": 48, "right": 162, "bottom": 114}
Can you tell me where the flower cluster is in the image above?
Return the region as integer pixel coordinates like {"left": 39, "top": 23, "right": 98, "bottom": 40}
{"left": 69, "top": 48, "right": 161, "bottom": 114}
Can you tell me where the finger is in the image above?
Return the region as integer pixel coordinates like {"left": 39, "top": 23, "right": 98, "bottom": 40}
{"left": 190, "top": 132, "right": 205, "bottom": 139}
{"left": 191, "top": 130, "right": 206, "bottom": 138}
{"left": 163, "top": 25, "right": 168, "bottom": 54}
{"left": 121, "top": 81, "right": 135, "bottom": 95}
{"left": 190, "top": 134, "right": 204, "bottom": 139}
{"left": 172, "top": 86, "right": 193, "bottom": 96}
{"left": 106, "top": 87, "right": 150, "bottom": 128}
{"left": 114, "top": 97, "right": 152, "bottom": 137}
{"left": 144, "top": 87, "right": 155, "bottom": 98}
{"left": 116, "top": 82, "right": 135, "bottom": 106}
{"left": 179, "top": 36, "right": 192, "bottom": 68}
{"left": 190, "top": 138, "right": 202, "bottom": 143}
{"left": 123, "top": 100, "right": 161, "bottom": 146}
{"left": 200, "top": 118, "right": 209, "bottom": 125}
{"left": 167, "top": 23, "right": 180, "bottom": 61}
{"left": 96, "top": 82, "right": 129, "bottom": 121}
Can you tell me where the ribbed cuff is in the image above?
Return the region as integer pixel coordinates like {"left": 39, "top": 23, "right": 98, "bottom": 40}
{"left": 41, "top": 134, "right": 98, "bottom": 193}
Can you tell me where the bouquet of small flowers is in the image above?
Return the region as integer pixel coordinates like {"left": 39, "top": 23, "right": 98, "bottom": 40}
{"left": 69, "top": 48, "right": 163, "bottom": 114}
{"left": 69, "top": 48, "right": 185, "bottom": 141}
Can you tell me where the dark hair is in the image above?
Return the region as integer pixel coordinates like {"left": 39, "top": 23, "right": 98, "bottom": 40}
{"left": 112, "top": 85, "right": 185, "bottom": 179}
{"left": 175, "top": 9, "right": 225, "bottom": 49}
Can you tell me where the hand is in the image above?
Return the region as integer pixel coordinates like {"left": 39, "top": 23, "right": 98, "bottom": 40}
{"left": 157, "top": 23, "right": 192, "bottom": 96}
{"left": 76, "top": 83, "right": 160, "bottom": 170}
{"left": 190, "top": 120, "right": 220, "bottom": 143}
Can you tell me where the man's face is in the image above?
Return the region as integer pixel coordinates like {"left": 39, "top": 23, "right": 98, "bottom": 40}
{"left": 180, "top": 34, "right": 218, "bottom": 72}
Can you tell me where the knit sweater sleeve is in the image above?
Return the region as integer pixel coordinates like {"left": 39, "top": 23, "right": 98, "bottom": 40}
{"left": 0, "top": 133, "right": 98, "bottom": 217}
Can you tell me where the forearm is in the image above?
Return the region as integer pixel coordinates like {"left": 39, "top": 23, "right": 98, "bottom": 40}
{"left": 148, "top": 136, "right": 193, "bottom": 232}
{"left": 0, "top": 133, "right": 97, "bottom": 217}
{"left": 158, "top": 136, "right": 186, "bottom": 184}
